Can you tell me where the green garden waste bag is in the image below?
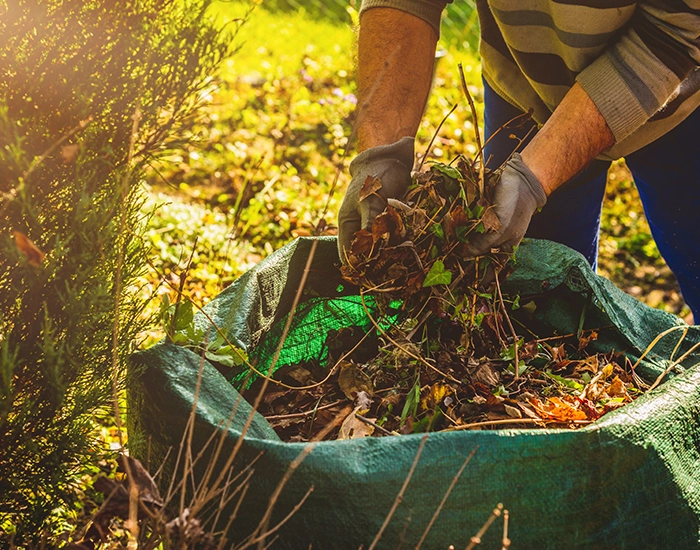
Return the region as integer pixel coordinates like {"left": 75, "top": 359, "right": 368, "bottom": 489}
{"left": 128, "top": 237, "right": 700, "bottom": 549}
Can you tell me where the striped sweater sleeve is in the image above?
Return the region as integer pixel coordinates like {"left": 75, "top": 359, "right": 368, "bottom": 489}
{"left": 577, "top": 1, "right": 700, "bottom": 143}
{"left": 359, "top": 0, "right": 451, "bottom": 37}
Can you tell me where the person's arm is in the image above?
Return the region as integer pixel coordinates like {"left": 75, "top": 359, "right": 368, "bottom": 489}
{"left": 520, "top": 82, "right": 614, "bottom": 196}
{"left": 356, "top": 7, "right": 439, "bottom": 151}
{"left": 338, "top": 5, "right": 446, "bottom": 261}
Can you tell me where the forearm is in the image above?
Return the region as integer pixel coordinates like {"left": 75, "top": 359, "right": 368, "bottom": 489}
{"left": 357, "top": 7, "right": 438, "bottom": 151}
{"left": 521, "top": 83, "right": 615, "bottom": 196}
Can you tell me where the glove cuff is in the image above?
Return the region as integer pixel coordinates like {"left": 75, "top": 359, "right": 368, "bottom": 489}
{"left": 509, "top": 153, "right": 547, "bottom": 209}
{"left": 349, "top": 136, "right": 415, "bottom": 177}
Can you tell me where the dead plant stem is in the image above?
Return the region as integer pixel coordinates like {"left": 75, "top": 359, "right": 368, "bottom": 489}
{"left": 368, "top": 434, "right": 428, "bottom": 550}
{"left": 465, "top": 503, "right": 503, "bottom": 550}
{"left": 415, "top": 447, "right": 478, "bottom": 549}
{"left": 458, "top": 63, "right": 483, "bottom": 194}
{"left": 360, "top": 291, "right": 461, "bottom": 384}
{"left": 495, "top": 270, "right": 519, "bottom": 379}
{"left": 418, "top": 104, "right": 458, "bottom": 172}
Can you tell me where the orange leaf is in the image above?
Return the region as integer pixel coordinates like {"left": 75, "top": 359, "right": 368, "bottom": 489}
{"left": 533, "top": 396, "right": 587, "bottom": 422}
{"left": 13, "top": 231, "right": 45, "bottom": 267}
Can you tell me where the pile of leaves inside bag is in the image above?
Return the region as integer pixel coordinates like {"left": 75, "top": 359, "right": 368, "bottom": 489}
{"left": 242, "top": 156, "right": 646, "bottom": 442}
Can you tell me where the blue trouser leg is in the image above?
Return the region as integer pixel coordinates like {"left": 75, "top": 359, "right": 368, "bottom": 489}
{"left": 483, "top": 77, "right": 700, "bottom": 318}
{"left": 482, "top": 79, "right": 610, "bottom": 268}
{"left": 625, "top": 108, "right": 700, "bottom": 319}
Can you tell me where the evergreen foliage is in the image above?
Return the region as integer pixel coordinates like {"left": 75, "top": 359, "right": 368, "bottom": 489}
{"left": 0, "top": 0, "right": 229, "bottom": 542}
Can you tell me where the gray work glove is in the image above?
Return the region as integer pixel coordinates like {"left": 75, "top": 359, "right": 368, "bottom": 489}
{"left": 338, "top": 136, "right": 414, "bottom": 262}
{"left": 469, "top": 153, "right": 547, "bottom": 256}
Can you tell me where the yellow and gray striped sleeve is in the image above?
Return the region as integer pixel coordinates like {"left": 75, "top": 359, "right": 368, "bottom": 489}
{"left": 359, "top": 0, "right": 451, "bottom": 37}
{"left": 577, "top": 0, "right": 700, "bottom": 143}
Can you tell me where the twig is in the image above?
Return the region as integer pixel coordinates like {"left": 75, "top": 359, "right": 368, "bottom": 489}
{"left": 630, "top": 325, "right": 688, "bottom": 371}
{"left": 368, "top": 434, "right": 428, "bottom": 550}
{"left": 458, "top": 63, "right": 483, "bottom": 194}
{"left": 354, "top": 412, "right": 395, "bottom": 436}
{"left": 415, "top": 447, "right": 478, "bottom": 549}
{"left": 502, "top": 510, "right": 510, "bottom": 550}
{"left": 445, "top": 418, "right": 592, "bottom": 431}
{"left": 194, "top": 239, "right": 321, "bottom": 516}
{"left": 246, "top": 406, "right": 350, "bottom": 549}
{"left": 647, "top": 341, "right": 700, "bottom": 392}
{"left": 494, "top": 270, "right": 519, "bottom": 379}
{"left": 418, "top": 103, "right": 458, "bottom": 172}
{"left": 359, "top": 291, "right": 462, "bottom": 384}
{"left": 265, "top": 400, "right": 345, "bottom": 421}
{"left": 465, "top": 504, "right": 503, "bottom": 550}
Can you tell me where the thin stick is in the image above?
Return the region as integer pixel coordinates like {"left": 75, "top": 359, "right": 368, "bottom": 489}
{"left": 458, "top": 63, "right": 483, "bottom": 194}
{"left": 445, "top": 418, "right": 592, "bottom": 431}
{"left": 359, "top": 292, "right": 461, "bottom": 384}
{"left": 248, "top": 406, "right": 350, "bottom": 549}
{"left": 418, "top": 104, "right": 458, "bottom": 172}
{"left": 194, "top": 239, "right": 321, "bottom": 515}
{"left": 630, "top": 325, "right": 688, "bottom": 371}
{"left": 415, "top": 447, "right": 478, "bottom": 549}
{"left": 647, "top": 341, "right": 700, "bottom": 392}
{"left": 501, "top": 510, "right": 511, "bottom": 550}
{"left": 494, "top": 270, "right": 519, "bottom": 379}
{"left": 368, "top": 434, "right": 428, "bottom": 550}
{"left": 265, "top": 400, "right": 345, "bottom": 421}
{"left": 354, "top": 412, "right": 395, "bottom": 436}
{"left": 465, "top": 503, "right": 503, "bottom": 550}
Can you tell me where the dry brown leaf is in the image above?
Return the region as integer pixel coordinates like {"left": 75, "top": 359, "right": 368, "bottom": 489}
{"left": 338, "top": 409, "right": 375, "bottom": 440}
{"left": 13, "top": 231, "right": 45, "bottom": 267}
{"left": 472, "top": 363, "right": 500, "bottom": 387}
{"left": 504, "top": 403, "right": 522, "bottom": 419}
{"left": 338, "top": 361, "right": 374, "bottom": 400}
{"left": 481, "top": 206, "right": 502, "bottom": 233}
{"left": 359, "top": 175, "right": 383, "bottom": 202}
{"left": 578, "top": 330, "right": 599, "bottom": 351}
{"left": 606, "top": 376, "right": 628, "bottom": 398}
{"left": 371, "top": 206, "right": 405, "bottom": 243}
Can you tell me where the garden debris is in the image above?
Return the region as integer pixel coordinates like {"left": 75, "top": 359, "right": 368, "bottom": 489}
{"left": 241, "top": 156, "right": 642, "bottom": 440}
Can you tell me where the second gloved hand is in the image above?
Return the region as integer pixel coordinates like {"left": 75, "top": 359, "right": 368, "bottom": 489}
{"left": 337, "top": 136, "right": 414, "bottom": 262}
{"left": 468, "top": 153, "right": 548, "bottom": 256}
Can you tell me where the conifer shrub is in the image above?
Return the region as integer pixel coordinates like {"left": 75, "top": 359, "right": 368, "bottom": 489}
{"left": 0, "top": 0, "right": 229, "bottom": 542}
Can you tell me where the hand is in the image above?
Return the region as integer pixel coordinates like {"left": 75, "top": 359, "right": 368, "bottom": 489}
{"left": 469, "top": 153, "right": 547, "bottom": 256}
{"left": 337, "top": 137, "right": 414, "bottom": 262}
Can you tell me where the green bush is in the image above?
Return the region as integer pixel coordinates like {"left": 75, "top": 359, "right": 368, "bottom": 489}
{"left": 0, "top": 0, "right": 229, "bottom": 543}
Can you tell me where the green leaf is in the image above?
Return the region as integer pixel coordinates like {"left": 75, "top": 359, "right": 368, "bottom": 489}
{"left": 431, "top": 162, "right": 462, "bottom": 181}
{"left": 475, "top": 221, "right": 485, "bottom": 234}
{"left": 511, "top": 294, "right": 521, "bottom": 310}
{"left": 172, "top": 301, "right": 193, "bottom": 332}
{"left": 499, "top": 338, "right": 524, "bottom": 361}
{"left": 400, "top": 381, "right": 421, "bottom": 425}
{"left": 455, "top": 225, "right": 469, "bottom": 242}
{"left": 423, "top": 260, "right": 453, "bottom": 287}
{"left": 545, "top": 371, "right": 584, "bottom": 392}
{"left": 431, "top": 223, "right": 445, "bottom": 240}
{"left": 205, "top": 345, "right": 248, "bottom": 368}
